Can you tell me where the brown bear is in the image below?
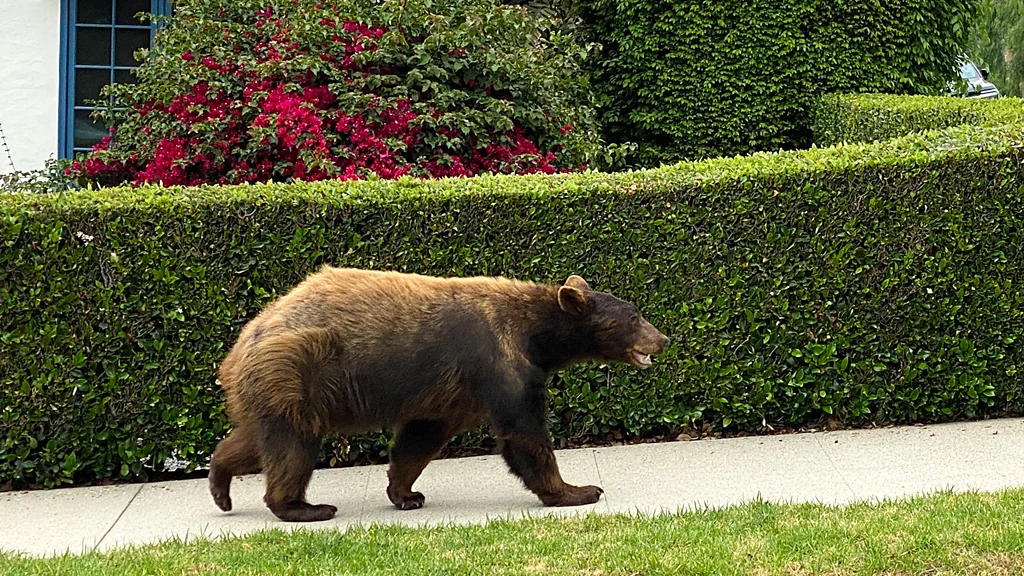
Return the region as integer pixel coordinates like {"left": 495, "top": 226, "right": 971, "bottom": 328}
{"left": 208, "top": 267, "right": 670, "bottom": 522}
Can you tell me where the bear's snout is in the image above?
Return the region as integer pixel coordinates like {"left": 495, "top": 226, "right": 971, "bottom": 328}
{"left": 646, "top": 331, "right": 670, "bottom": 357}
{"left": 657, "top": 333, "right": 671, "bottom": 350}
{"left": 626, "top": 322, "right": 671, "bottom": 369}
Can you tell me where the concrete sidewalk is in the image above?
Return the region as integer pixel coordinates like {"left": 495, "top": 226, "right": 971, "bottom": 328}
{"left": 3, "top": 417, "right": 1024, "bottom": 557}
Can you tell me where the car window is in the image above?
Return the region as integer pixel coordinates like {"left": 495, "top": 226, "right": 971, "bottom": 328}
{"left": 959, "top": 61, "right": 982, "bottom": 80}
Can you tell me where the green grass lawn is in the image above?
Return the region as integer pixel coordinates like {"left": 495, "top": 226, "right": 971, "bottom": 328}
{"left": 4, "top": 488, "right": 1024, "bottom": 575}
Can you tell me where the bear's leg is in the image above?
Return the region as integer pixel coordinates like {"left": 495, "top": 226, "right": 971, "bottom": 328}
{"left": 259, "top": 416, "right": 337, "bottom": 522}
{"left": 486, "top": 383, "right": 603, "bottom": 507}
{"left": 386, "top": 419, "right": 450, "bottom": 510}
{"left": 208, "top": 422, "right": 262, "bottom": 512}
{"left": 497, "top": 434, "right": 603, "bottom": 507}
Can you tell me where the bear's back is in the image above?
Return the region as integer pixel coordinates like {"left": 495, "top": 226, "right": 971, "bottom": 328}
{"left": 226, "top": 267, "right": 545, "bottom": 378}
{"left": 269, "top": 266, "right": 536, "bottom": 332}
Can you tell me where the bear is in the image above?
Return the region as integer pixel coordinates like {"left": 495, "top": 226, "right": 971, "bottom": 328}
{"left": 208, "top": 266, "right": 670, "bottom": 522}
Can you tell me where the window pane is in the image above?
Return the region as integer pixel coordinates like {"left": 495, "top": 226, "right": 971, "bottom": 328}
{"left": 75, "top": 68, "right": 112, "bottom": 106}
{"left": 115, "top": 28, "right": 150, "bottom": 67}
{"left": 78, "top": 0, "right": 113, "bottom": 24}
{"left": 113, "top": 68, "right": 137, "bottom": 86}
{"left": 76, "top": 27, "right": 112, "bottom": 66}
{"left": 116, "top": 0, "right": 151, "bottom": 25}
{"left": 74, "top": 110, "right": 109, "bottom": 149}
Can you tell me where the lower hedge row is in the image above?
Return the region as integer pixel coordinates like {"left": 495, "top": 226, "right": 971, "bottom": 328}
{"left": 812, "top": 93, "right": 1024, "bottom": 146}
{"left": 3, "top": 121, "right": 1024, "bottom": 488}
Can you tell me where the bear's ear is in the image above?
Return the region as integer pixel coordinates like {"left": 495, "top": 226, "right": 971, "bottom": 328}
{"left": 557, "top": 285, "right": 588, "bottom": 315}
{"left": 564, "top": 275, "right": 590, "bottom": 291}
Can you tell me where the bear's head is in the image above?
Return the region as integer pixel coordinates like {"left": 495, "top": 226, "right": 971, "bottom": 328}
{"left": 557, "top": 275, "right": 671, "bottom": 369}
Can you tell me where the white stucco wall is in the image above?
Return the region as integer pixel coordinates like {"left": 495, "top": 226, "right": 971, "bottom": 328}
{"left": 0, "top": 0, "right": 61, "bottom": 174}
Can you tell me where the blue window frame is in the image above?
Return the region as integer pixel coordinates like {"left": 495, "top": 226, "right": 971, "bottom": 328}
{"left": 58, "top": 0, "right": 172, "bottom": 159}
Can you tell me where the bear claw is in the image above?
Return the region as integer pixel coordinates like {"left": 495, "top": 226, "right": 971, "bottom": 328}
{"left": 391, "top": 491, "right": 426, "bottom": 510}
{"left": 547, "top": 484, "right": 604, "bottom": 507}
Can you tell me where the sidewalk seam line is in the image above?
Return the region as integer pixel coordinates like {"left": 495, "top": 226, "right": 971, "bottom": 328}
{"left": 815, "top": 434, "right": 857, "bottom": 500}
{"left": 358, "top": 469, "right": 371, "bottom": 524}
{"left": 94, "top": 483, "right": 144, "bottom": 552}
{"left": 592, "top": 449, "right": 607, "bottom": 507}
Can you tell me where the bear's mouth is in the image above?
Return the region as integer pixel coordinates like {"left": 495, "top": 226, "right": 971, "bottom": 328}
{"left": 628, "top": 349, "right": 655, "bottom": 369}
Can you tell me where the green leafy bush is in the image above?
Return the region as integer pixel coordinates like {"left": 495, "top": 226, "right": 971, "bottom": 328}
{"left": 813, "top": 93, "right": 1024, "bottom": 146}
{"left": 579, "top": 0, "right": 980, "bottom": 165}
{"left": 71, "top": 0, "right": 613, "bottom": 187}
{"left": 0, "top": 159, "right": 77, "bottom": 195}
{"left": 3, "top": 118, "right": 1024, "bottom": 488}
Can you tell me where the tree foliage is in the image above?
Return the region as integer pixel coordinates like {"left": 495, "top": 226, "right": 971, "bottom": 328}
{"left": 969, "top": 0, "right": 1024, "bottom": 97}
{"left": 577, "top": 0, "right": 981, "bottom": 166}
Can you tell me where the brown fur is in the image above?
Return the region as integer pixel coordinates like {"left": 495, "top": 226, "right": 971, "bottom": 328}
{"left": 209, "top": 266, "right": 670, "bottom": 522}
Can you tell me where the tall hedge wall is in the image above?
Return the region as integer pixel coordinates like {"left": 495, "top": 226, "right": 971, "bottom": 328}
{"left": 813, "top": 93, "right": 1024, "bottom": 146}
{"left": 3, "top": 122, "right": 1024, "bottom": 488}
{"left": 580, "top": 0, "right": 980, "bottom": 165}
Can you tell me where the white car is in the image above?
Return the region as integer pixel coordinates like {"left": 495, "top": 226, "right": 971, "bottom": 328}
{"left": 953, "top": 58, "right": 1000, "bottom": 99}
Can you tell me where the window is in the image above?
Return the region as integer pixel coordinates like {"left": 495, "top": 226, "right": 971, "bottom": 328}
{"left": 959, "top": 60, "right": 983, "bottom": 81}
{"left": 58, "top": 0, "right": 172, "bottom": 158}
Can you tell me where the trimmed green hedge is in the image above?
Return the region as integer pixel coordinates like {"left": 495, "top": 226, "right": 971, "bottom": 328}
{"left": 579, "top": 0, "right": 980, "bottom": 165}
{"left": 813, "top": 93, "right": 1024, "bottom": 146}
{"left": 3, "top": 122, "right": 1024, "bottom": 488}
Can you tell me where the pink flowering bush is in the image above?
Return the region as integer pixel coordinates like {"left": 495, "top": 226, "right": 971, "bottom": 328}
{"left": 72, "top": 0, "right": 608, "bottom": 186}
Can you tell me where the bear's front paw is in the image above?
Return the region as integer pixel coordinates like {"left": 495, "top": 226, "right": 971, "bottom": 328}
{"left": 547, "top": 484, "right": 604, "bottom": 507}
{"left": 388, "top": 484, "right": 427, "bottom": 510}
{"left": 393, "top": 491, "right": 426, "bottom": 510}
